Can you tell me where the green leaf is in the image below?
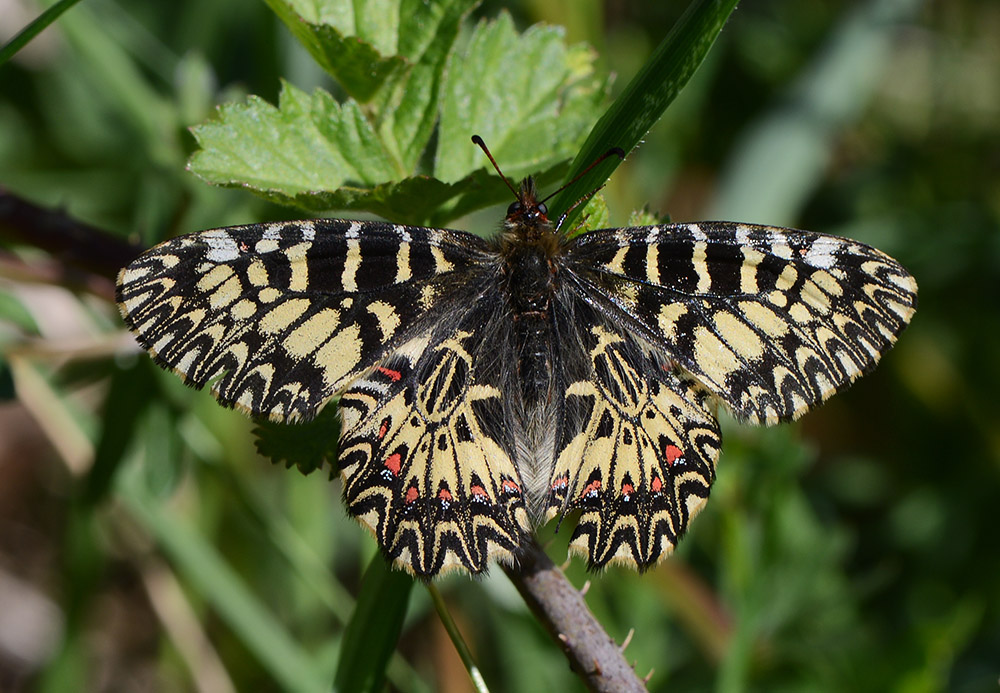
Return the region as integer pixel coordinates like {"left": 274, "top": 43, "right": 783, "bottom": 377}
{"left": 189, "top": 82, "right": 402, "bottom": 194}
{"left": 565, "top": 193, "right": 609, "bottom": 237}
{"left": 548, "top": 0, "right": 741, "bottom": 228}
{"left": 373, "top": 0, "right": 478, "bottom": 172}
{"left": 263, "top": 0, "right": 401, "bottom": 103}
{"left": 188, "top": 10, "right": 606, "bottom": 226}
{"left": 0, "top": 289, "right": 38, "bottom": 333}
{"left": 334, "top": 555, "right": 414, "bottom": 693}
{"left": 435, "top": 12, "right": 606, "bottom": 183}
{"left": 626, "top": 207, "right": 667, "bottom": 227}
{"left": 253, "top": 403, "right": 341, "bottom": 476}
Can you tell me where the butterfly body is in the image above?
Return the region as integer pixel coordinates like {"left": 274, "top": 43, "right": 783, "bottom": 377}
{"left": 117, "top": 173, "right": 917, "bottom": 577}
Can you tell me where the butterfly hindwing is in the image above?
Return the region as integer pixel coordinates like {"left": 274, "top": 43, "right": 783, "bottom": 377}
{"left": 117, "top": 220, "right": 491, "bottom": 421}
{"left": 548, "top": 301, "right": 721, "bottom": 570}
{"left": 566, "top": 223, "right": 918, "bottom": 424}
{"left": 337, "top": 300, "right": 530, "bottom": 577}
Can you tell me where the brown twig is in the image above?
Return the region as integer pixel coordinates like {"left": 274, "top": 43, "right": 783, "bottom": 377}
{"left": 503, "top": 539, "right": 648, "bottom": 692}
{"left": 0, "top": 187, "right": 144, "bottom": 286}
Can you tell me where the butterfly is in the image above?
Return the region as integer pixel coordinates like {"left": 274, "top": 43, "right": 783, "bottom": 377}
{"left": 116, "top": 137, "right": 917, "bottom": 577}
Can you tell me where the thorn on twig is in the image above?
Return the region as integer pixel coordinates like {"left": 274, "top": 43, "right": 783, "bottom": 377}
{"left": 619, "top": 628, "right": 634, "bottom": 653}
{"left": 643, "top": 668, "right": 655, "bottom": 684}
{"left": 579, "top": 579, "right": 591, "bottom": 597}
{"left": 558, "top": 633, "right": 569, "bottom": 646}
{"left": 559, "top": 556, "right": 572, "bottom": 571}
{"left": 591, "top": 658, "right": 602, "bottom": 677}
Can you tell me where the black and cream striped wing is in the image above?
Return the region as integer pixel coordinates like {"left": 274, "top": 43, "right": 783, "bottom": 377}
{"left": 337, "top": 298, "right": 529, "bottom": 577}
{"left": 116, "top": 220, "right": 491, "bottom": 421}
{"left": 566, "top": 223, "right": 918, "bottom": 424}
{"left": 547, "top": 299, "right": 721, "bottom": 571}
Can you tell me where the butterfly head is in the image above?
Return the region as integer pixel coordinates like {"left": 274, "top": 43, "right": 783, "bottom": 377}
{"left": 504, "top": 177, "right": 552, "bottom": 237}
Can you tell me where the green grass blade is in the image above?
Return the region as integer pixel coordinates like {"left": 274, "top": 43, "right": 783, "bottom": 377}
{"left": 117, "top": 467, "right": 328, "bottom": 693}
{"left": 708, "top": 0, "right": 927, "bottom": 225}
{"left": 0, "top": 0, "right": 84, "bottom": 67}
{"left": 333, "top": 555, "right": 414, "bottom": 693}
{"left": 427, "top": 584, "right": 490, "bottom": 693}
{"left": 548, "top": 0, "right": 741, "bottom": 228}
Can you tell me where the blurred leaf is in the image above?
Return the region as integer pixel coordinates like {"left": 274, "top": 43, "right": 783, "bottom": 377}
{"left": 140, "top": 399, "right": 184, "bottom": 498}
{"left": 548, "top": 0, "right": 740, "bottom": 228}
{"left": 253, "top": 403, "right": 341, "bottom": 476}
{"left": 626, "top": 207, "right": 667, "bottom": 226}
{"left": 119, "top": 466, "right": 329, "bottom": 693}
{"left": 83, "top": 358, "right": 157, "bottom": 505}
{"left": 0, "top": 289, "right": 38, "bottom": 332}
{"left": 334, "top": 555, "right": 414, "bottom": 693}
{"left": 708, "top": 0, "right": 927, "bottom": 225}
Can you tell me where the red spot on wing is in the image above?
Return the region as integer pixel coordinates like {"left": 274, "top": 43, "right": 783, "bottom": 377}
{"left": 377, "top": 418, "right": 390, "bottom": 440}
{"left": 664, "top": 444, "right": 683, "bottom": 466}
{"left": 377, "top": 366, "right": 402, "bottom": 382}
{"left": 384, "top": 453, "right": 401, "bottom": 476}
{"left": 581, "top": 479, "right": 602, "bottom": 498}
{"left": 502, "top": 479, "right": 521, "bottom": 495}
{"left": 621, "top": 483, "right": 635, "bottom": 496}
{"left": 438, "top": 488, "right": 453, "bottom": 502}
{"left": 651, "top": 475, "right": 663, "bottom": 493}
{"left": 470, "top": 485, "right": 488, "bottom": 498}
{"left": 405, "top": 486, "right": 419, "bottom": 504}
{"left": 551, "top": 474, "right": 568, "bottom": 490}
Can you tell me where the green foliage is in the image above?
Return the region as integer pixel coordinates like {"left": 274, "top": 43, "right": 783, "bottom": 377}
{"left": 253, "top": 404, "right": 341, "bottom": 476}
{"left": 333, "top": 557, "right": 414, "bottom": 693}
{"left": 188, "top": 3, "right": 607, "bottom": 226}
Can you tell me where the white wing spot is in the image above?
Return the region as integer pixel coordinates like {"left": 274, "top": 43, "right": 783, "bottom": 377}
{"left": 803, "top": 238, "right": 841, "bottom": 269}
{"left": 204, "top": 230, "right": 240, "bottom": 263}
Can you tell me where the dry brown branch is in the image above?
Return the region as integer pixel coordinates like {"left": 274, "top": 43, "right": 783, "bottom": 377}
{"left": 503, "top": 539, "right": 648, "bottom": 693}
{"left": 0, "top": 187, "right": 143, "bottom": 286}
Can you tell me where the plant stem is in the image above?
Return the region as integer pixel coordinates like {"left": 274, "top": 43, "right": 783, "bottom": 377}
{"left": 426, "top": 583, "right": 490, "bottom": 693}
{"left": 503, "top": 539, "right": 648, "bottom": 693}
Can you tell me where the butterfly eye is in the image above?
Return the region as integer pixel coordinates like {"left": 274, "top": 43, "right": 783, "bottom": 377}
{"left": 507, "top": 201, "right": 522, "bottom": 216}
{"left": 537, "top": 202, "right": 548, "bottom": 216}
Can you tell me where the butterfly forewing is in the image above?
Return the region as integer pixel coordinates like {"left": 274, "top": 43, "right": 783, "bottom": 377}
{"left": 565, "top": 222, "right": 918, "bottom": 424}
{"left": 117, "top": 220, "right": 492, "bottom": 421}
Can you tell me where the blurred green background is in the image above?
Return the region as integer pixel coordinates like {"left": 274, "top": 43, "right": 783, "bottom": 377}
{"left": 1, "top": 0, "right": 998, "bottom": 691}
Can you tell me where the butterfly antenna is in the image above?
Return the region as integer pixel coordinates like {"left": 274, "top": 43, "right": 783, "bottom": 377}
{"left": 472, "top": 135, "right": 519, "bottom": 198}
{"left": 539, "top": 146, "right": 626, "bottom": 205}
